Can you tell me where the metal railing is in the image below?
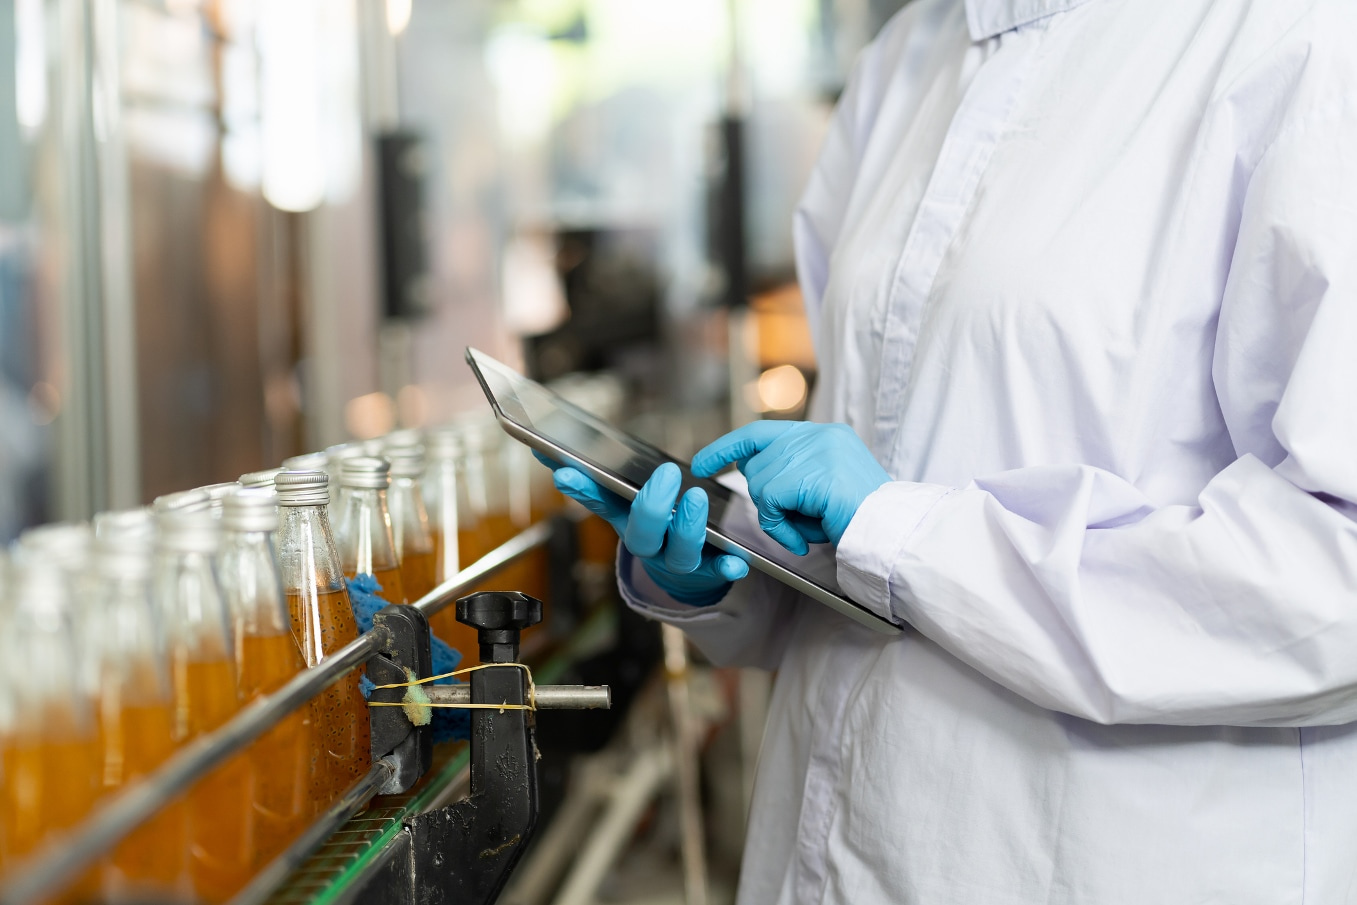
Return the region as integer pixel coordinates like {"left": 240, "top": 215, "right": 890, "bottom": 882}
{"left": 0, "top": 521, "right": 555, "bottom": 905}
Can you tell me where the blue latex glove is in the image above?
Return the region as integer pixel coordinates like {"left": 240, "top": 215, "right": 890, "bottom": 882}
{"left": 691, "top": 421, "right": 891, "bottom": 555}
{"left": 536, "top": 454, "right": 749, "bottom": 607}
{"left": 349, "top": 574, "right": 469, "bottom": 743}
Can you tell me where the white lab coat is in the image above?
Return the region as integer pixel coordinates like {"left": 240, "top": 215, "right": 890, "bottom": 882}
{"left": 619, "top": 0, "right": 1357, "bottom": 902}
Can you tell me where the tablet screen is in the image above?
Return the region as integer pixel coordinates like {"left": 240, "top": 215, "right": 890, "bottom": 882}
{"left": 466, "top": 347, "right": 849, "bottom": 598}
{"left": 470, "top": 348, "right": 738, "bottom": 522}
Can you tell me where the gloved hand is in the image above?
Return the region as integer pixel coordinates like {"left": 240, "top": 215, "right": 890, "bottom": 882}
{"left": 537, "top": 455, "right": 749, "bottom": 606}
{"left": 691, "top": 421, "right": 890, "bottom": 555}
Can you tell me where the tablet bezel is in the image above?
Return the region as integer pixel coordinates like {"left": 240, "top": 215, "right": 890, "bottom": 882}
{"left": 465, "top": 347, "right": 901, "bottom": 636}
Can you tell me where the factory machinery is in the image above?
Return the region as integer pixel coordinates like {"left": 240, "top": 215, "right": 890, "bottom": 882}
{"left": 0, "top": 517, "right": 674, "bottom": 905}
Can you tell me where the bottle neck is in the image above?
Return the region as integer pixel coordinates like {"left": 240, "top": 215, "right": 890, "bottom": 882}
{"left": 218, "top": 528, "right": 289, "bottom": 638}
{"left": 388, "top": 476, "right": 433, "bottom": 554}
{"left": 334, "top": 486, "right": 399, "bottom": 577}
{"left": 154, "top": 548, "right": 234, "bottom": 665}
{"left": 98, "top": 576, "right": 172, "bottom": 704}
{"left": 276, "top": 503, "right": 347, "bottom": 595}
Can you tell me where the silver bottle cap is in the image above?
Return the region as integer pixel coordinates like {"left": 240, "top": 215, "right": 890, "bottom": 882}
{"left": 383, "top": 428, "right": 424, "bottom": 450}
{"left": 239, "top": 467, "right": 284, "bottom": 489}
{"left": 94, "top": 507, "right": 154, "bottom": 541}
{"left": 15, "top": 522, "right": 93, "bottom": 568}
{"left": 282, "top": 451, "right": 329, "bottom": 472}
{"left": 221, "top": 487, "right": 279, "bottom": 532}
{"left": 274, "top": 470, "right": 330, "bottom": 507}
{"left": 155, "top": 508, "right": 221, "bottom": 554}
{"left": 93, "top": 508, "right": 155, "bottom": 572}
{"left": 339, "top": 456, "right": 392, "bottom": 490}
{"left": 387, "top": 444, "right": 425, "bottom": 479}
{"left": 425, "top": 425, "right": 464, "bottom": 460}
{"left": 153, "top": 488, "right": 211, "bottom": 514}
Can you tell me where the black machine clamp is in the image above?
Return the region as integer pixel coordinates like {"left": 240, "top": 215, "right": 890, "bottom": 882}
{"left": 364, "top": 591, "right": 610, "bottom": 905}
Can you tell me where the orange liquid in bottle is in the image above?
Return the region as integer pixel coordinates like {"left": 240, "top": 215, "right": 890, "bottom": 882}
{"left": 1, "top": 708, "right": 102, "bottom": 901}
{"left": 238, "top": 632, "right": 309, "bottom": 867}
{"left": 427, "top": 523, "right": 486, "bottom": 665}
{"left": 102, "top": 702, "right": 187, "bottom": 899}
{"left": 286, "top": 587, "right": 372, "bottom": 807}
{"left": 181, "top": 658, "right": 252, "bottom": 903}
{"left": 370, "top": 565, "right": 406, "bottom": 605}
{"left": 481, "top": 513, "right": 547, "bottom": 646}
{"left": 400, "top": 547, "right": 437, "bottom": 603}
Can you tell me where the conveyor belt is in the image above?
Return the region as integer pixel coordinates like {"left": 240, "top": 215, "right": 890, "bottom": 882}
{"left": 260, "top": 604, "right": 619, "bottom": 905}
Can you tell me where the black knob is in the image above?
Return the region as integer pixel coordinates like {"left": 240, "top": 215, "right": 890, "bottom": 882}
{"left": 456, "top": 591, "right": 543, "bottom": 663}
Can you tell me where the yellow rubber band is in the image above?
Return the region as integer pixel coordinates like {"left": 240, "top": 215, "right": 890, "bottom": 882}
{"left": 367, "top": 662, "right": 537, "bottom": 711}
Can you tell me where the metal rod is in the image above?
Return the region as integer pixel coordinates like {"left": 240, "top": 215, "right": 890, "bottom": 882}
{"left": 424, "top": 684, "right": 612, "bottom": 711}
{"left": 0, "top": 627, "right": 389, "bottom": 905}
{"left": 227, "top": 760, "right": 394, "bottom": 905}
{"left": 412, "top": 520, "right": 554, "bottom": 618}
{"left": 663, "top": 624, "right": 710, "bottom": 905}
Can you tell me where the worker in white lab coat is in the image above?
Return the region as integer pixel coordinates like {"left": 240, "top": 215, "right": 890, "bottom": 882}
{"left": 541, "top": 0, "right": 1357, "bottom": 901}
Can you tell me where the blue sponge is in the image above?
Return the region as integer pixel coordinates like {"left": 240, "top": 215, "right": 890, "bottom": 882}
{"left": 348, "top": 575, "right": 470, "bottom": 743}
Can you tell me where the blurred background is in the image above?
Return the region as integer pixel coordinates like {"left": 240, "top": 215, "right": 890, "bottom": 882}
{"left": 0, "top": 0, "right": 908, "bottom": 537}
{"left": 1, "top": 3, "right": 919, "bottom": 904}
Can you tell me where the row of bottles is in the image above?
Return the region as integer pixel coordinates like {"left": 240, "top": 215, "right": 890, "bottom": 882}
{"left": 0, "top": 476, "right": 367, "bottom": 903}
{"left": 0, "top": 407, "right": 616, "bottom": 904}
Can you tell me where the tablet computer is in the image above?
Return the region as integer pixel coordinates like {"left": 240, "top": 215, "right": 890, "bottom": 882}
{"left": 466, "top": 347, "right": 901, "bottom": 636}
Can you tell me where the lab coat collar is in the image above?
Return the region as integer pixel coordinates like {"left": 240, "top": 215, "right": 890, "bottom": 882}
{"left": 965, "top": 0, "right": 1100, "bottom": 40}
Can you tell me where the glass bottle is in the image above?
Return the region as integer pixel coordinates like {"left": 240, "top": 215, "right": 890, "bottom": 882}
{"left": 16, "top": 524, "right": 100, "bottom": 714}
{"left": 423, "top": 425, "right": 465, "bottom": 586}
{"left": 153, "top": 488, "right": 212, "bottom": 515}
{"left": 423, "top": 427, "right": 478, "bottom": 654}
{"left": 274, "top": 470, "right": 371, "bottom": 806}
{"left": 0, "top": 550, "right": 9, "bottom": 878}
{"left": 0, "top": 553, "right": 102, "bottom": 898}
{"left": 154, "top": 508, "right": 252, "bottom": 903}
{"left": 218, "top": 489, "right": 310, "bottom": 868}
{"left": 501, "top": 435, "right": 552, "bottom": 608}
{"left": 459, "top": 417, "right": 543, "bottom": 655}
{"left": 334, "top": 456, "right": 405, "bottom": 605}
{"left": 90, "top": 515, "right": 187, "bottom": 900}
{"left": 386, "top": 443, "right": 436, "bottom": 603}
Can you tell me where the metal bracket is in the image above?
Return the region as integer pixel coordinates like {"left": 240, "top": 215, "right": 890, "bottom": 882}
{"left": 404, "top": 592, "right": 543, "bottom": 905}
{"left": 368, "top": 603, "right": 434, "bottom": 795}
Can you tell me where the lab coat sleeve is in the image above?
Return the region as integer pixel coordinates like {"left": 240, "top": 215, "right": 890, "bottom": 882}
{"left": 617, "top": 547, "right": 799, "bottom": 672}
{"left": 837, "top": 87, "right": 1357, "bottom": 728}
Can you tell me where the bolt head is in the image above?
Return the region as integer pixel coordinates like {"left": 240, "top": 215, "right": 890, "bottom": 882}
{"left": 456, "top": 591, "right": 543, "bottom": 631}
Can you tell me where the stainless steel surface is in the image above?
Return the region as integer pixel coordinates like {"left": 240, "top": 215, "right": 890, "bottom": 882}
{"left": 227, "top": 760, "right": 395, "bottom": 905}
{"left": 424, "top": 684, "right": 612, "bottom": 711}
{"left": 0, "top": 626, "right": 389, "bottom": 905}
{"left": 411, "top": 520, "right": 553, "bottom": 619}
